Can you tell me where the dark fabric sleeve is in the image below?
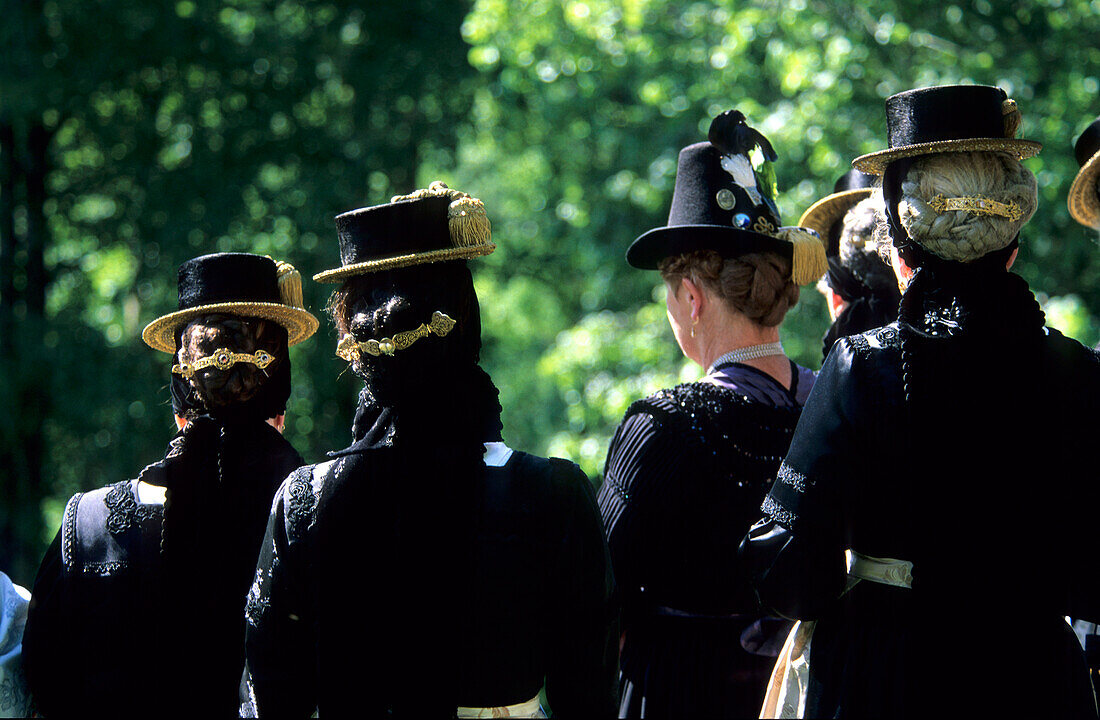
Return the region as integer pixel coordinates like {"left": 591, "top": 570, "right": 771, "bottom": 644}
{"left": 596, "top": 405, "right": 683, "bottom": 610}
{"left": 742, "top": 341, "right": 857, "bottom": 620}
{"left": 545, "top": 460, "right": 620, "bottom": 718}
{"left": 242, "top": 470, "right": 318, "bottom": 718}
{"left": 21, "top": 532, "right": 65, "bottom": 718}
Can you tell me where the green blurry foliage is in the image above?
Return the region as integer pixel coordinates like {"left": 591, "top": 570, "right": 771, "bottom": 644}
{"left": 3, "top": 0, "right": 1100, "bottom": 577}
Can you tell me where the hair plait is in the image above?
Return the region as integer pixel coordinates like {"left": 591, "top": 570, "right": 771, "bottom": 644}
{"left": 177, "top": 314, "right": 284, "bottom": 412}
{"left": 895, "top": 152, "right": 1036, "bottom": 262}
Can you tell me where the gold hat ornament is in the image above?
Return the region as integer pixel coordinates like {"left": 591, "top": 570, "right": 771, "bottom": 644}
{"left": 142, "top": 253, "right": 319, "bottom": 353}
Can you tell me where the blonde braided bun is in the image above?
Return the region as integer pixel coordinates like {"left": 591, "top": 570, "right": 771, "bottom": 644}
{"left": 897, "top": 152, "right": 1037, "bottom": 262}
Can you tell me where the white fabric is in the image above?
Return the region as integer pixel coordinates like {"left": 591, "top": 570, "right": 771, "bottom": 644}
{"left": 846, "top": 550, "right": 914, "bottom": 589}
{"left": 483, "top": 442, "right": 513, "bottom": 468}
{"left": 760, "top": 620, "right": 814, "bottom": 719}
{"left": 0, "top": 572, "right": 30, "bottom": 718}
{"left": 457, "top": 693, "right": 544, "bottom": 718}
{"left": 136, "top": 481, "right": 168, "bottom": 505}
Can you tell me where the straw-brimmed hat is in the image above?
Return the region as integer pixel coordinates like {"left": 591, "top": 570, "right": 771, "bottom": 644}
{"left": 142, "top": 253, "right": 319, "bottom": 353}
{"left": 312, "top": 182, "right": 495, "bottom": 283}
{"left": 1068, "top": 116, "right": 1100, "bottom": 229}
{"left": 798, "top": 170, "right": 878, "bottom": 254}
{"left": 853, "top": 85, "right": 1041, "bottom": 176}
{"left": 627, "top": 109, "right": 826, "bottom": 285}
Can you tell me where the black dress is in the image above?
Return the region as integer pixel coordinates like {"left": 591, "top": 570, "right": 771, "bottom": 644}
{"left": 243, "top": 398, "right": 619, "bottom": 717}
{"left": 747, "top": 298, "right": 1100, "bottom": 717}
{"left": 22, "top": 417, "right": 302, "bottom": 717}
{"left": 598, "top": 361, "right": 813, "bottom": 718}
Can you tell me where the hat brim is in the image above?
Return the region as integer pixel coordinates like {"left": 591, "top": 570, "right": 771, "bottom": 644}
{"left": 852, "top": 138, "right": 1042, "bottom": 175}
{"left": 1068, "top": 151, "right": 1100, "bottom": 229}
{"left": 312, "top": 242, "right": 496, "bottom": 283}
{"left": 626, "top": 225, "right": 793, "bottom": 270}
{"left": 798, "top": 188, "right": 876, "bottom": 242}
{"left": 142, "top": 302, "right": 320, "bottom": 354}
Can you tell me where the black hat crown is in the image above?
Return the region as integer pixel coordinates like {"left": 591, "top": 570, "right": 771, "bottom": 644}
{"left": 853, "top": 84, "right": 1040, "bottom": 174}
{"left": 627, "top": 109, "right": 826, "bottom": 284}
{"left": 1075, "top": 117, "right": 1100, "bottom": 168}
{"left": 833, "top": 169, "right": 876, "bottom": 195}
{"left": 142, "top": 252, "right": 318, "bottom": 353}
{"left": 313, "top": 182, "right": 494, "bottom": 283}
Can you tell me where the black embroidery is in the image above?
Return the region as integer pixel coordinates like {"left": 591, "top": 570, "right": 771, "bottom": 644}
{"left": 81, "top": 560, "right": 129, "bottom": 576}
{"left": 761, "top": 494, "right": 797, "bottom": 529}
{"left": 286, "top": 466, "right": 319, "bottom": 541}
{"left": 245, "top": 568, "right": 270, "bottom": 628}
{"left": 847, "top": 323, "right": 901, "bottom": 360}
{"left": 62, "top": 491, "right": 84, "bottom": 571}
{"left": 630, "top": 381, "right": 802, "bottom": 495}
{"left": 104, "top": 481, "right": 158, "bottom": 538}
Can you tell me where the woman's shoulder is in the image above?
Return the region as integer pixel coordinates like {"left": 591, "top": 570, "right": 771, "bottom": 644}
{"left": 837, "top": 322, "right": 902, "bottom": 361}
{"left": 62, "top": 477, "right": 163, "bottom": 577}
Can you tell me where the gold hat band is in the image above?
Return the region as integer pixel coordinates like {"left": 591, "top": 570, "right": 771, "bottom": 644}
{"left": 336, "top": 311, "right": 456, "bottom": 362}
{"left": 172, "top": 347, "right": 275, "bottom": 379}
{"left": 928, "top": 194, "right": 1023, "bottom": 222}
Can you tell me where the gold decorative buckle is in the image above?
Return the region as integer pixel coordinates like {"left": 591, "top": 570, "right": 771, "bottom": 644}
{"left": 336, "top": 311, "right": 457, "bottom": 362}
{"left": 172, "top": 347, "right": 275, "bottom": 379}
{"left": 928, "top": 194, "right": 1023, "bottom": 222}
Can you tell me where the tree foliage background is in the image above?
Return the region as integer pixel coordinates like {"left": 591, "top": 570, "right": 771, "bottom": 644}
{"left": 2, "top": 0, "right": 1099, "bottom": 582}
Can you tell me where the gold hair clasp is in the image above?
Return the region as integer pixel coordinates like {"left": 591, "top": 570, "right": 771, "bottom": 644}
{"left": 172, "top": 347, "right": 275, "bottom": 379}
{"left": 336, "top": 311, "right": 457, "bottom": 362}
{"left": 928, "top": 194, "right": 1023, "bottom": 222}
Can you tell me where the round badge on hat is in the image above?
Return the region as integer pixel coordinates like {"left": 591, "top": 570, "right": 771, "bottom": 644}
{"left": 852, "top": 85, "right": 1042, "bottom": 176}
{"left": 626, "top": 109, "right": 827, "bottom": 286}
{"left": 1069, "top": 116, "right": 1100, "bottom": 229}
{"left": 313, "top": 181, "right": 495, "bottom": 283}
{"left": 142, "top": 253, "right": 320, "bottom": 353}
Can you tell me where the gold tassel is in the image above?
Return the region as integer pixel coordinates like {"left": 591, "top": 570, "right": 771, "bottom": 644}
{"left": 448, "top": 195, "right": 491, "bottom": 248}
{"left": 1002, "top": 99, "right": 1021, "bottom": 139}
{"left": 776, "top": 227, "right": 827, "bottom": 286}
{"left": 391, "top": 181, "right": 492, "bottom": 249}
{"left": 274, "top": 260, "right": 305, "bottom": 309}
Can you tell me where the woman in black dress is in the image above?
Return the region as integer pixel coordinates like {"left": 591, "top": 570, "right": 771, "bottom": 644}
{"left": 22, "top": 253, "right": 318, "bottom": 716}
{"left": 799, "top": 170, "right": 901, "bottom": 361}
{"left": 597, "top": 110, "right": 827, "bottom": 718}
{"left": 746, "top": 85, "right": 1100, "bottom": 718}
{"left": 243, "top": 183, "right": 618, "bottom": 717}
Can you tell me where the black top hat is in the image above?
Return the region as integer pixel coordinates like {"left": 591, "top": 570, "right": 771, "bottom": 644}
{"left": 1068, "top": 116, "right": 1100, "bottom": 229}
{"left": 313, "top": 181, "right": 495, "bottom": 283}
{"left": 627, "top": 110, "right": 826, "bottom": 285}
{"left": 143, "top": 253, "right": 319, "bottom": 353}
{"left": 798, "top": 170, "right": 878, "bottom": 255}
{"left": 853, "top": 85, "right": 1042, "bottom": 175}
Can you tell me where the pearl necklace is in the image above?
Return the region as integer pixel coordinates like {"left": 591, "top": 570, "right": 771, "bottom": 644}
{"left": 708, "top": 342, "right": 785, "bottom": 373}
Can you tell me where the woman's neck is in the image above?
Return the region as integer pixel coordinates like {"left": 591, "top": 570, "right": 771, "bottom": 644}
{"left": 696, "top": 311, "right": 791, "bottom": 388}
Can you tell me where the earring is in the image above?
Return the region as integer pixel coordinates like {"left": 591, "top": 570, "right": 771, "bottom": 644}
{"left": 690, "top": 317, "right": 698, "bottom": 338}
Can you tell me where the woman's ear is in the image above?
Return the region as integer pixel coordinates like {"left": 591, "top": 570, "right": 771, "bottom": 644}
{"left": 681, "top": 276, "right": 705, "bottom": 321}
{"left": 174, "top": 415, "right": 187, "bottom": 431}
{"left": 1006, "top": 246, "right": 1019, "bottom": 270}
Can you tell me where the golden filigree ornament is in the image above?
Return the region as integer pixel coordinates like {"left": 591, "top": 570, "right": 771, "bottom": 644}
{"left": 336, "top": 311, "right": 457, "bottom": 362}
{"left": 752, "top": 216, "right": 777, "bottom": 235}
{"left": 172, "top": 347, "right": 275, "bottom": 379}
{"left": 928, "top": 194, "right": 1023, "bottom": 222}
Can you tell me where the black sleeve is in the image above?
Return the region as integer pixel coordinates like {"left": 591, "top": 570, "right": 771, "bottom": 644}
{"left": 21, "top": 531, "right": 66, "bottom": 718}
{"left": 545, "top": 460, "right": 620, "bottom": 718}
{"left": 242, "top": 470, "right": 318, "bottom": 718}
{"left": 596, "top": 406, "right": 683, "bottom": 611}
{"left": 741, "top": 341, "right": 857, "bottom": 620}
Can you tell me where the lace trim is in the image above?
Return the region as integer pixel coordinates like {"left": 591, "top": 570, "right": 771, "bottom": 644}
{"left": 776, "top": 463, "right": 811, "bottom": 493}
{"left": 104, "top": 480, "right": 157, "bottom": 537}
{"left": 762, "top": 494, "right": 798, "bottom": 529}
{"left": 846, "top": 324, "right": 900, "bottom": 359}
{"left": 245, "top": 567, "right": 270, "bottom": 628}
{"left": 81, "top": 560, "right": 129, "bottom": 576}
{"left": 61, "top": 491, "right": 84, "bottom": 571}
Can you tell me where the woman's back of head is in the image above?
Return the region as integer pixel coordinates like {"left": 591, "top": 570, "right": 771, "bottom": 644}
{"left": 659, "top": 250, "right": 799, "bottom": 328}
{"left": 174, "top": 313, "right": 289, "bottom": 418}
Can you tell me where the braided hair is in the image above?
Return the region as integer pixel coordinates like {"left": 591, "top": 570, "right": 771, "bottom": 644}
{"left": 658, "top": 250, "right": 800, "bottom": 328}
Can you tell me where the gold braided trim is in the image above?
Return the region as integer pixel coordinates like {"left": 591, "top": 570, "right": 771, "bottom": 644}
{"left": 852, "top": 138, "right": 1042, "bottom": 175}
{"left": 142, "top": 301, "right": 320, "bottom": 353}
{"left": 1068, "top": 150, "right": 1100, "bottom": 229}
{"left": 928, "top": 194, "right": 1023, "bottom": 221}
{"left": 336, "top": 311, "right": 456, "bottom": 362}
{"left": 312, "top": 243, "right": 495, "bottom": 282}
{"left": 172, "top": 347, "right": 275, "bottom": 379}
